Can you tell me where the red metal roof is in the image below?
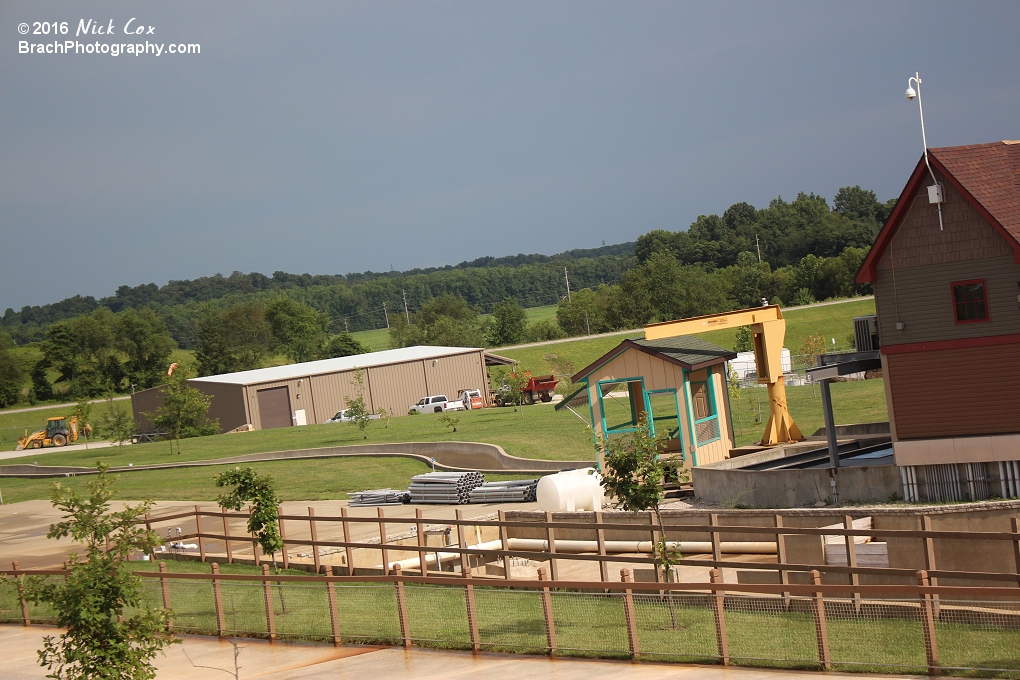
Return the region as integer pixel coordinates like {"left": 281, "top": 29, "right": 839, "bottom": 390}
{"left": 857, "top": 140, "right": 1020, "bottom": 283}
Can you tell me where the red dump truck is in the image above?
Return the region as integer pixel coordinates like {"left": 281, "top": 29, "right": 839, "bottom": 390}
{"left": 494, "top": 373, "right": 559, "bottom": 406}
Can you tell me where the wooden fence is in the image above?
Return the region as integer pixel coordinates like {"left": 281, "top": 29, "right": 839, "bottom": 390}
{"left": 140, "top": 506, "right": 1020, "bottom": 588}
{"left": 4, "top": 562, "right": 1020, "bottom": 676}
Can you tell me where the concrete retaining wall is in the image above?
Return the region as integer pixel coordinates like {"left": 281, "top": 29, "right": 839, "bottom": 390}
{"left": 691, "top": 465, "right": 903, "bottom": 508}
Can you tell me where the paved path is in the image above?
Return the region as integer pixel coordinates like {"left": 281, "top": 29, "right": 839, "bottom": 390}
{"left": 0, "top": 626, "right": 919, "bottom": 680}
{"left": 0, "top": 395, "right": 130, "bottom": 416}
{"left": 0, "top": 439, "right": 124, "bottom": 462}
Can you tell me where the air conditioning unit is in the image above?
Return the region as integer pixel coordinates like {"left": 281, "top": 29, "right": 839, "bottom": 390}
{"left": 853, "top": 315, "right": 880, "bottom": 351}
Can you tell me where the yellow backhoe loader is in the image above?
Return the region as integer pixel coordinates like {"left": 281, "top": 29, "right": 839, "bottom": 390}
{"left": 15, "top": 416, "right": 92, "bottom": 450}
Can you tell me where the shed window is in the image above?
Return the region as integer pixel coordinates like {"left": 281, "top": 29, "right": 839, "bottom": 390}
{"left": 951, "top": 280, "right": 989, "bottom": 323}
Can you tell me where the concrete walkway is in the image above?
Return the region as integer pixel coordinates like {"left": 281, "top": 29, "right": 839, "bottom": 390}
{"left": 0, "top": 395, "right": 130, "bottom": 416}
{"left": 0, "top": 439, "right": 124, "bottom": 462}
{"left": 1, "top": 626, "right": 919, "bottom": 680}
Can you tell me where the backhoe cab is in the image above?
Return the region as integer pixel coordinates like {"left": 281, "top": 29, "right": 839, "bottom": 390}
{"left": 15, "top": 416, "right": 92, "bottom": 450}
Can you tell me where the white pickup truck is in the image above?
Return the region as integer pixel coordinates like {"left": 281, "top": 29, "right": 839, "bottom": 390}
{"left": 409, "top": 394, "right": 465, "bottom": 414}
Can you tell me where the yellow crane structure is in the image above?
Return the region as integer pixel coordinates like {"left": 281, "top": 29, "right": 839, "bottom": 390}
{"left": 644, "top": 305, "right": 804, "bottom": 446}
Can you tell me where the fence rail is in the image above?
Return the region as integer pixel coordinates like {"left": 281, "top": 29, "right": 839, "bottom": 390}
{"left": 139, "top": 507, "right": 1020, "bottom": 588}
{"left": 3, "top": 564, "right": 1019, "bottom": 676}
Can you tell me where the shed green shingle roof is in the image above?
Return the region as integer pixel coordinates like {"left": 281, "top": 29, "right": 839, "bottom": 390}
{"left": 573, "top": 334, "right": 736, "bottom": 381}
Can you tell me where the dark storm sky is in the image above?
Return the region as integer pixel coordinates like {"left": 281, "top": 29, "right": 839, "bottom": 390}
{"left": 2, "top": 1, "right": 1018, "bottom": 310}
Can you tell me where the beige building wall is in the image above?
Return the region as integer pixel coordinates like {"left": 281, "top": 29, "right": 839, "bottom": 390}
{"left": 367, "top": 361, "right": 428, "bottom": 416}
{"left": 423, "top": 350, "right": 487, "bottom": 401}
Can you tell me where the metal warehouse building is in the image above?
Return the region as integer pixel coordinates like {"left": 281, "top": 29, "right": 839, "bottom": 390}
{"left": 132, "top": 346, "right": 502, "bottom": 433}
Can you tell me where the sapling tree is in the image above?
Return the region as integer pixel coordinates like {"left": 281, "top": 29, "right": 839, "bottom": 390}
{"left": 98, "top": 394, "right": 135, "bottom": 450}
{"left": 597, "top": 414, "right": 690, "bottom": 581}
{"left": 344, "top": 368, "right": 373, "bottom": 439}
{"left": 437, "top": 413, "right": 459, "bottom": 432}
{"left": 25, "top": 464, "right": 177, "bottom": 680}
{"left": 214, "top": 467, "right": 286, "bottom": 609}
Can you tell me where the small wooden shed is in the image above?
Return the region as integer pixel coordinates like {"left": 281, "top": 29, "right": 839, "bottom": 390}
{"left": 563, "top": 335, "right": 736, "bottom": 469}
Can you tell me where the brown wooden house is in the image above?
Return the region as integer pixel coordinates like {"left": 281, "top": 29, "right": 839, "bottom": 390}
{"left": 857, "top": 140, "right": 1020, "bottom": 501}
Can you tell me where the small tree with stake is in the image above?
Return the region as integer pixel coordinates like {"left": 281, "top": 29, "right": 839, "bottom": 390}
{"left": 597, "top": 414, "right": 690, "bottom": 580}
{"left": 344, "top": 368, "right": 373, "bottom": 439}
{"left": 214, "top": 467, "right": 287, "bottom": 610}
{"left": 25, "top": 464, "right": 178, "bottom": 680}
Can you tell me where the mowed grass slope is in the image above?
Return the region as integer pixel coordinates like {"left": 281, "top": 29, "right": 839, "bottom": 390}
{"left": 496, "top": 297, "right": 876, "bottom": 377}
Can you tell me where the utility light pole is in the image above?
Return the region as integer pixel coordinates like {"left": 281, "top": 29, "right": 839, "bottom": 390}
{"left": 402, "top": 290, "right": 410, "bottom": 323}
{"left": 564, "top": 267, "right": 571, "bottom": 302}
{"left": 905, "top": 72, "right": 945, "bottom": 231}
{"left": 383, "top": 302, "right": 389, "bottom": 329}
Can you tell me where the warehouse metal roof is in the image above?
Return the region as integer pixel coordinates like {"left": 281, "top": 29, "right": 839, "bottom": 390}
{"left": 191, "top": 346, "right": 485, "bottom": 386}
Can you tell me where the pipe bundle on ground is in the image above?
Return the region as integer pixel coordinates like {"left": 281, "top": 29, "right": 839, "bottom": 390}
{"left": 408, "top": 472, "right": 484, "bottom": 504}
{"left": 469, "top": 479, "right": 538, "bottom": 503}
{"left": 348, "top": 489, "right": 411, "bottom": 506}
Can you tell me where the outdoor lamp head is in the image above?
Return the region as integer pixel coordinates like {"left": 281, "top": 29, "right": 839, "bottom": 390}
{"left": 905, "top": 85, "right": 916, "bottom": 100}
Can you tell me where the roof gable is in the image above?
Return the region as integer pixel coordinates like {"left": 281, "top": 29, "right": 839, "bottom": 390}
{"left": 573, "top": 334, "right": 735, "bottom": 381}
{"left": 858, "top": 141, "right": 1020, "bottom": 283}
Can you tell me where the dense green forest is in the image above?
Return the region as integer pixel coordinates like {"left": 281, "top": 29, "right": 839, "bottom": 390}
{"left": 0, "top": 185, "right": 888, "bottom": 406}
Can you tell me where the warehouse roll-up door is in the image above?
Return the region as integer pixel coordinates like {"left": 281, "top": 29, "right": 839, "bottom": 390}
{"left": 257, "top": 386, "right": 292, "bottom": 429}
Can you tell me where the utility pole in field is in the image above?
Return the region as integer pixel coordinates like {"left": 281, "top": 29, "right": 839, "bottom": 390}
{"left": 344, "top": 318, "right": 349, "bottom": 332}
{"left": 402, "top": 290, "right": 410, "bottom": 323}
{"left": 564, "top": 267, "right": 571, "bottom": 302}
{"left": 755, "top": 233, "right": 762, "bottom": 263}
{"left": 383, "top": 302, "right": 389, "bottom": 329}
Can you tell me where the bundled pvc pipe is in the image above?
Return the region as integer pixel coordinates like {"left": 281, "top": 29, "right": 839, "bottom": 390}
{"left": 409, "top": 472, "right": 484, "bottom": 505}
{"left": 349, "top": 489, "right": 411, "bottom": 506}
{"left": 469, "top": 479, "right": 538, "bottom": 503}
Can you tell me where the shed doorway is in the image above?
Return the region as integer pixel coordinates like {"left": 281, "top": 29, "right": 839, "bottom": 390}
{"left": 257, "top": 386, "right": 292, "bottom": 429}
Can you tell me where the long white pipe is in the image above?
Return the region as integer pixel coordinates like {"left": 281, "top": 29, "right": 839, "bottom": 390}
{"left": 380, "top": 537, "right": 776, "bottom": 571}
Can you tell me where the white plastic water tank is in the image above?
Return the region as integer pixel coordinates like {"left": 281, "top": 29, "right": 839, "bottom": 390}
{"left": 536, "top": 468, "right": 605, "bottom": 512}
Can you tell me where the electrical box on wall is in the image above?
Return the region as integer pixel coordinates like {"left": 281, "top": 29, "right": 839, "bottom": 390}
{"left": 927, "top": 183, "right": 944, "bottom": 204}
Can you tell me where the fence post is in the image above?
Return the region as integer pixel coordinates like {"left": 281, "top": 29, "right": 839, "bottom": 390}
{"left": 545, "top": 511, "right": 559, "bottom": 581}
{"left": 498, "top": 510, "right": 512, "bottom": 580}
{"left": 194, "top": 505, "right": 206, "bottom": 562}
{"left": 392, "top": 565, "right": 411, "bottom": 648}
{"left": 144, "top": 513, "right": 155, "bottom": 561}
{"left": 455, "top": 509, "right": 470, "bottom": 576}
{"left": 537, "top": 567, "right": 557, "bottom": 656}
{"left": 12, "top": 561, "right": 29, "bottom": 626}
{"left": 323, "top": 566, "right": 342, "bottom": 646}
{"left": 810, "top": 570, "right": 831, "bottom": 670}
{"left": 595, "top": 511, "right": 610, "bottom": 583}
{"left": 341, "top": 507, "right": 356, "bottom": 576}
{"left": 649, "top": 512, "right": 661, "bottom": 583}
{"left": 775, "top": 515, "right": 790, "bottom": 609}
{"left": 211, "top": 562, "right": 226, "bottom": 637}
{"left": 159, "top": 561, "right": 173, "bottom": 630}
{"left": 278, "top": 505, "right": 288, "bottom": 569}
{"left": 261, "top": 564, "right": 276, "bottom": 641}
{"left": 1010, "top": 518, "right": 1020, "bottom": 588}
{"left": 921, "top": 516, "right": 940, "bottom": 616}
{"left": 464, "top": 580, "right": 480, "bottom": 652}
{"left": 709, "top": 568, "right": 729, "bottom": 665}
{"left": 308, "top": 507, "right": 321, "bottom": 574}
{"left": 709, "top": 513, "right": 722, "bottom": 563}
{"left": 620, "top": 568, "right": 639, "bottom": 659}
{"left": 415, "top": 508, "right": 428, "bottom": 577}
{"left": 918, "top": 570, "right": 940, "bottom": 676}
{"left": 844, "top": 515, "right": 861, "bottom": 613}
{"left": 378, "top": 507, "right": 389, "bottom": 573}
{"left": 222, "top": 508, "right": 233, "bottom": 564}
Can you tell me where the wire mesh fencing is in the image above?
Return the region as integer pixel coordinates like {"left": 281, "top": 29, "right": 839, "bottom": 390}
{"left": 3, "top": 570, "right": 1020, "bottom": 676}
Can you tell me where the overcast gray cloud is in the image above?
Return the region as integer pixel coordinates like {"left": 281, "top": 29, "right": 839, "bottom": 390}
{"left": 2, "top": 1, "right": 1018, "bottom": 310}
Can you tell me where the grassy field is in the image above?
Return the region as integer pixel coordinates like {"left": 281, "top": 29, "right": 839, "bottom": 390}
{"left": 0, "top": 379, "right": 889, "bottom": 502}
{"left": 4, "top": 561, "right": 1017, "bottom": 675}
{"left": 497, "top": 297, "right": 876, "bottom": 378}
{"left": 1, "top": 401, "right": 595, "bottom": 462}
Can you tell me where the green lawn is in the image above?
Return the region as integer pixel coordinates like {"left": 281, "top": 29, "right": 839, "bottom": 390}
{"left": 731, "top": 379, "right": 888, "bottom": 447}
{"left": 4, "top": 564, "right": 1017, "bottom": 675}
{"left": 498, "top": 298, "right": 876, "bottom": 379}
{"left": 1, "top": 402, "right": 595, "bottom": 462}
